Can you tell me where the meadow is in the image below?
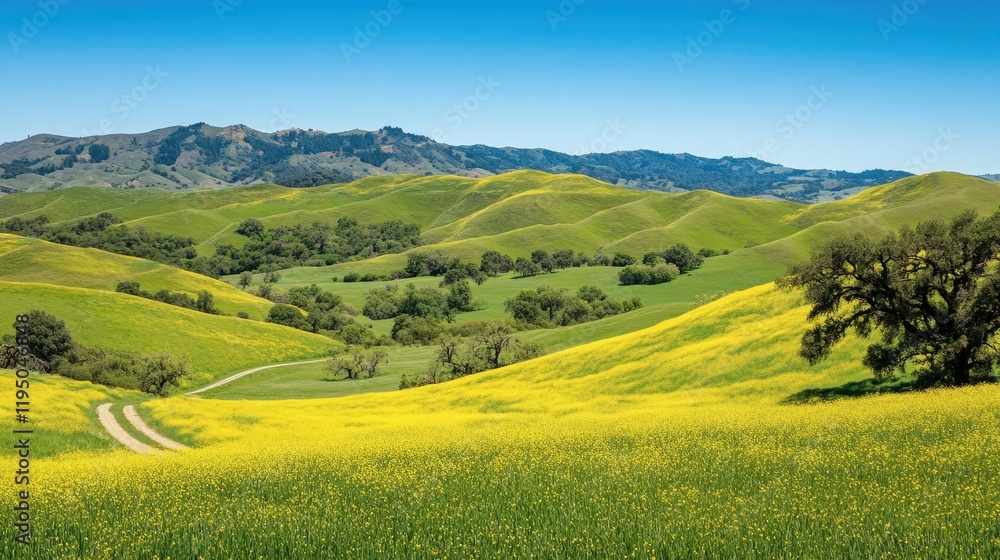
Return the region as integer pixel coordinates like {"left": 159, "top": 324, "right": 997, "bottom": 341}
{"left": 2, "top": 285, "right": 999, "bottom": 558}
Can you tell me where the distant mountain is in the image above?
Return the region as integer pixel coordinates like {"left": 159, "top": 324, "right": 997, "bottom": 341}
{"left": 980, "top": 175, "right": 1000, "bottom": 183}
{"left": 0, "top": 123, "right": 911, "bottom": 203}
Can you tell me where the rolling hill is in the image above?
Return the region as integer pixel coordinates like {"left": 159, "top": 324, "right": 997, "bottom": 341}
{"left": 6, "top": 279, "right": 999, "bottom": 557}
{"left": 0, "top": 282, "right": 334, "bottom": 387}
{"left": 0, "top": 234, "right": 275, "bottom": 319}
{"left": 0, "top": 171, "right": 995, "bottom": 391}
{"left": 0, "top": 123, "right": 910, "bottom": 202}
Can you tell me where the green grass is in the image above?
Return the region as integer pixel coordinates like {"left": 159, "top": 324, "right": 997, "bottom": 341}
{"left": 6, "top": 283, "right": 1000, "bottom": 558}
{"left": 0, "top": 370, "right": 143, "bottom": 458}
{"left": 1, "top": 171, "right": 998, "bottom": 402}
{"left": 0, "top": 282, "right": 336, "bottom": 388}
{"left": 0, "top": 234, "right": 275, "bottom": 319}
{"left": 200, "top": 346, "right": 435, "bottom": 400}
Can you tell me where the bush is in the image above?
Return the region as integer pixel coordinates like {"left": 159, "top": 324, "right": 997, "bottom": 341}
{"left": 266, "top": 304, "right": 310, "bottom": 330}
{"left": 619, "top": 263, "right": 680, "bottom": 286}
{"left": 19, "top": 310, "right": 75, "bottom": 364}
{"left": 338, "top": 323, "right": 381, "bottom": 347}
{"left": 363, "top": 285, "right": 401, "bottom": 320}
{"left": 514, "top": 257, "right": 541, "bottom": 278}
{"left": 698, "top": 248, "right": 720, "bottom": 258}
{"left": 391, "top": 315, "right": 444, "bottom": 346}
{"left": 611, "top": 252, "right": 637, "bottom": 267}
{"left": 343, "top": 272, "right": 360, "bottom": 283}
{"left": 236, "top": 312, "right": 250, "bottom": 319}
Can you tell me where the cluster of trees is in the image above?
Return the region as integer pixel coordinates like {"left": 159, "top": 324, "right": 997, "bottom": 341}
{"left": 88, "top": 143, "right": 111, "bottom": 163}
{"left": 480, "top": 248, "right": 630, "bottom": 279}
{"left": 1, "top": 311, "right": 189, "bottom": 396}
{"left": 480, "top": 247, "right": 709, "bottom": 280}
{"left": 262, "top": 284, "right": 389, "bottom": 345}
{"left": 401, "top": 251, "right": 488, "bottom": 284}
{"left": 505, "top": 285, "right": 642, "bottom": 328}
{"left": 619, "top": 263, "right": 680, "bottom": 286}
{"left": 325, "top": 348, "right": 389, "bottom": 381}
{"left": 2, "top": 213, "right": 199, "bottom": 266}
{"left": 363, "top": 282, "right": 483, "bottom": 323}
{"left": 399, "top": 321, "right": 544, "bottom": 389}
{"left": 0, "top": 213, "right": 423, "bottom": 281}
{"left": 619, "top": 244, "right": 709, "bottom": 286}
{"left": 217, "top": 217, "right": 422, "bottom": 276}
{"left": 115, "top": 282, "right": 220, "bottom": 315}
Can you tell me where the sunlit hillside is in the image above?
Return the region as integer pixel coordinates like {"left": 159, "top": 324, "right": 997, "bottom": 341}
{"left": 3, "top": 282, "right": 999, "bottom": 558}
{"left": 0, "top": 281, "right": 334, "bottom": 386}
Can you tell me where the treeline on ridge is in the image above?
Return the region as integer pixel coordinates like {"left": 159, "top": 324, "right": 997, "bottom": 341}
{"left": 0, "top": 214, "right": 423, "bottom": 278}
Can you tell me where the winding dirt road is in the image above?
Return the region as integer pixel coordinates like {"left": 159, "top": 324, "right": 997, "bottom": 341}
{"left": 123, "top": 405, "right": 188, "bottom": 450}
{"left": 96, "top": 404, "right": 158, "bottom": 454}
{"left": 184, "top": 358, "right": 328, "bottom": 396}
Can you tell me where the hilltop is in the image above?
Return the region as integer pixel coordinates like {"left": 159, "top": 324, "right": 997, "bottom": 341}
{"left": 0, "top": 123, "right": 910, "bottom": 203}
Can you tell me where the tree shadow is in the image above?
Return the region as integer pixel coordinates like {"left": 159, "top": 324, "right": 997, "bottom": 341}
{"left": 782, "top": 378, "right": 920, "bottom": 405}
{"left": 783, "top": 375, "right": 998, "bottom": 405}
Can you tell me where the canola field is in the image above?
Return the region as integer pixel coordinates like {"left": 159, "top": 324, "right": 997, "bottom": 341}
{"left": 2, "top": 285, "right": 999, "bottom": 559}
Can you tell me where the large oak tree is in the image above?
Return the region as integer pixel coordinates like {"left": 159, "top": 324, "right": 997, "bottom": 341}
{"left": 778, "top": 210, "right": 1000, "bottom": 387}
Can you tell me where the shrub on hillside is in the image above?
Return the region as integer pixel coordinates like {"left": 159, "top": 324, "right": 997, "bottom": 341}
{"left": 619, "top": 263, "right": 681, "bottom": 286}
{"left": 504, "top": 285, "right": 642, "bottom": 328}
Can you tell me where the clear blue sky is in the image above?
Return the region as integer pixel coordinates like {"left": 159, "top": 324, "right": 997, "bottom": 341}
{"left": 1, "top": 0, "right": 997, "bottom": 174}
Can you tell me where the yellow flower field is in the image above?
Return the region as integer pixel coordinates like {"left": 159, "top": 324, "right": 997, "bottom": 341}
{"left": 3, "top": 285, "right": 999, "bottom": 558}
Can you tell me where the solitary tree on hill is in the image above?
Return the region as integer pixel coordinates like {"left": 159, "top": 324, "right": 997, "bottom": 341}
{"left": 778, "top": 210, "right": 1000, "bottom": 387}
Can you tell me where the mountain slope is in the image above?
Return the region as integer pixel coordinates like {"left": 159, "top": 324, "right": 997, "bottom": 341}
{"left": 0, "top": 123, "right": 910, "bottom": 202}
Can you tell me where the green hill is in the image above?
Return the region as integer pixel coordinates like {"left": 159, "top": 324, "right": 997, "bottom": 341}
{"left": 0, "top": 234, "right": 274, "bottom": 319}
{"left": 0, "top": 282, "right": 335, "bottom": 387}
{"left": 0, "top": 170, "right": 997, "bottom": 399}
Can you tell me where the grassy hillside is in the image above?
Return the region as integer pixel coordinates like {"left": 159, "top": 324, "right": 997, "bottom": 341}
{"left": 1, "top": 171, "right": 993, "bottom": 276}
{"left": 0, "top": 171, "right": 808, "bottom": 257}
{"left": 5, "top": 282, "right": 1000, "bottom": 557}
{"left": 0, "top": 234, "right": 275, "bottom": 319}
{"left": 0, "top": 282, "right": 335, "bottom": 387}
{"left": 3, "top": 171, "right": 994, "bottom": 400}
{"left": 0, "top": 370, "right": 140, "bottom": 457}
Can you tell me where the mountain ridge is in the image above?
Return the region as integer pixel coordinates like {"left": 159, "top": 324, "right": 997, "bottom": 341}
{"left": 0, "top": 123, "right": 910, "bottom": 203}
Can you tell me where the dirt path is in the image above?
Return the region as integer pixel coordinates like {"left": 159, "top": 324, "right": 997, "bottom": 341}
{"left": 185, "top": 358, "right": 328, "bottom": 396}
{"left": 123, "top": 405, "right": 188, "bottom": 451}
{"left": 96, "top": 404, "right": 158, "bottom": 454}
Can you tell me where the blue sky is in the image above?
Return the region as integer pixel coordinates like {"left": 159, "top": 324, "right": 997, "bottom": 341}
{"left": 1, "top": 0, "right": 997, "bottom": 174}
